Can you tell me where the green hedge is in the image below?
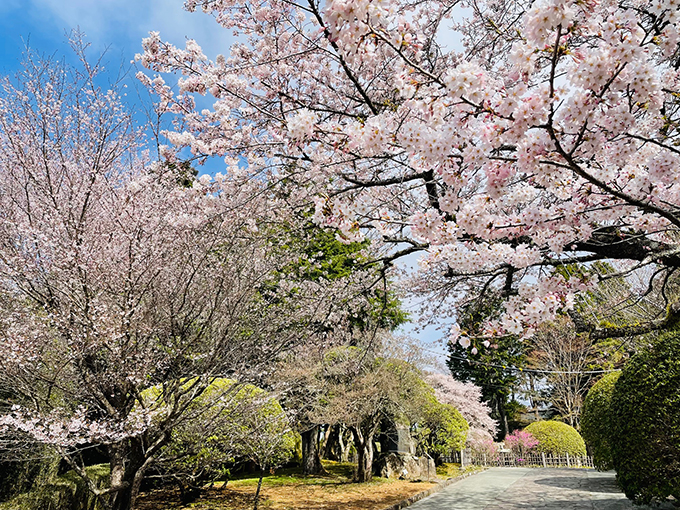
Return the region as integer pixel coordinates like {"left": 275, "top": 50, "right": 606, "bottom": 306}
{"left": 610, "top": 330, "right": 680, "bottom": 505}
{"left": 580, "top": 371, "right": 621, "bottom": 470}
{"left": 524, "top": 421, "right": 586, "bottom": 457}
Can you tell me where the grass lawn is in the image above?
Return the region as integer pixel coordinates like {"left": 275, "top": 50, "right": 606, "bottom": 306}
{"left": 137, "top": 461, "right": 473, "bottom": 510}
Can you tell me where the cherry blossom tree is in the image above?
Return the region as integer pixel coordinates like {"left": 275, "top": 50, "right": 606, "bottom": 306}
{"left": 426, "top": 373, "right": 497, "bottom": 436}
{"left": 0, "top": 45, "right": 369, "bottom": 510}
{"left": 138, "top": 0, "right": 680, "bottom": 346}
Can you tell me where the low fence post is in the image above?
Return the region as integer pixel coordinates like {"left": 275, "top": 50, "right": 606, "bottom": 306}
{"left": 566, "top": 453, "right": 571, "bottom": 468}
{"left": 461, "top": 449, "right": 466, "bottom": 468}
{"left": 541, "top": 452, "right": 546, "bottom": 468}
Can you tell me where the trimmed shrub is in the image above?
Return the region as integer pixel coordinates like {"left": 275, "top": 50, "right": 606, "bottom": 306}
{"left": 524, "top": 421, "right": 586, "bottom": 457}
{"left": 580, "top": 371, "right": 621, "bottom": 470}
{"left": 610, "top": 331, "right": 680, "bottom": 505}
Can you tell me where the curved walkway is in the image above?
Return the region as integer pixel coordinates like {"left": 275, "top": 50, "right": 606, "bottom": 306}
{"left": 408, "top": 468, "right": 675, "bottom": 510}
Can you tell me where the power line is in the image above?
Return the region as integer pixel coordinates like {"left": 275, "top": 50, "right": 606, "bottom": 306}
{"left": 426, "top": 347, "right": 619, "bottom": 375}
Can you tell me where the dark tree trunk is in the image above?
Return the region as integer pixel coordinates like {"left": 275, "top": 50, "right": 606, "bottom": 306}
{"left": 109, "top": 443, "right": 132, "bottom": 510}
{"left": 323, "top": 424, "right": 341, "bottom": 461}
{"left": 108, "top": 438, "right": 149, "bottom": 510}
{"left": 301, "top": 426, "right": 325, "bottom": 475}
{"left": 350, "top": 426, "right": 374, "bottom": 483}
{"left": 493, "top": 395, "right": 509, "bottom": 440}
{"left": 253, "top": 470, "right": 264, "bottom": 510}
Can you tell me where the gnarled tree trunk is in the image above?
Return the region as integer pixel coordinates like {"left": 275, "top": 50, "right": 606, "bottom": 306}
{"left": 109, "top": 442, "right": 139, "bottom": 510}
{"left": 108, "top": 436, "right": 159, "bottom": 510}
{"left": 301, "top": 426, "right": 325, "bottom": 475}
{"left": 323, "top": 424, "right": 342, "bottom": 461}
{"left": 350, "top": 426, "right": 374, "bottom": 483}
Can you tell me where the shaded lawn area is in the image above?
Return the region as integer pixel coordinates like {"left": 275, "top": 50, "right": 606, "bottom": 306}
{"left": 137, "top": 462, "right": 470, "bottom": 510}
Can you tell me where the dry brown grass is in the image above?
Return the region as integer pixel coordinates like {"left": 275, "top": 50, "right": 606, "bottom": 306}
{"left": 137, "top": 462, "right": 440, "bottom": 510}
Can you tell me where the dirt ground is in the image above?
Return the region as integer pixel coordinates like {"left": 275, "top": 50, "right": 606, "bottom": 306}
{"left": 138, "top": 477, "right": 436, "bottom": 510}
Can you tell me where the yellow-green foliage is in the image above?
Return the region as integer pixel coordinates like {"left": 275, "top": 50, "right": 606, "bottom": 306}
{"left": 0, "top": 464, "right": 110, "bottom": 510}
{"left": 580, "top": 371, "right": 621, "bottom": 470}
{"left": 419, "top": 396, "right": 469, "bottom": 457}
{"left": 524, "top": 421, "right": 586, "bottom": 456}
{"left": 142, "top": 378, "right": 294, "bottom": 476}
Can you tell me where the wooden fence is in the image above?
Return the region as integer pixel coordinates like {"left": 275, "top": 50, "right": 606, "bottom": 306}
{"left": 441, "top": 450, "right": 594, "bottom": 469}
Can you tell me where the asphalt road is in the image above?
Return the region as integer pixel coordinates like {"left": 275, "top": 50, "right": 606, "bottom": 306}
{"left": 408, "top": 468, "right": 676, "bottom": 510}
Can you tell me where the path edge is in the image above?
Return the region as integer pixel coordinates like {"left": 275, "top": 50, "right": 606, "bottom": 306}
{"left": 379, "top": 468, "right": 487, "bottom": 510}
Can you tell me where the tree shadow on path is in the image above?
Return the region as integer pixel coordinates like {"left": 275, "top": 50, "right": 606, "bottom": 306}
{"left": 533, "top": 475, "right": 622, "bottom": 494}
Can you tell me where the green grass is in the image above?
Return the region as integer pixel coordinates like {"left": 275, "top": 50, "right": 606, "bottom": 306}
{"left": 227, "top": 460, "right": 476, "bottom": 492}
{"left": 436, "top": 463, "right": 485, "bottom": 479}
{"left": 226, "top": 461, "right": 354, "bottom": 488}
{"left": 228, "top": 460, "right": 481, "bottom": 490}
{"left": 225, "top": 461, "right": 399, "bottom": 489}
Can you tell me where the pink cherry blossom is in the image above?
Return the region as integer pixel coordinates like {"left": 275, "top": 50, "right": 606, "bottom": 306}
{"left": 136, "top": 0, "right": 680, "bottom": 344}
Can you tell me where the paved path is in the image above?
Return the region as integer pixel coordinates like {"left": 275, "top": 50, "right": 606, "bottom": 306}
{"left": 409, "top": 468, "right": 675, "bottom": 510}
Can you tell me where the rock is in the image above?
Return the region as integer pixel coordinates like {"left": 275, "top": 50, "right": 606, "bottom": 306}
{"left": 380, "top": 423, "right": 416, "bottom": 455}
{"left": 375, "top": 453, "right": 437, "bottom": 481}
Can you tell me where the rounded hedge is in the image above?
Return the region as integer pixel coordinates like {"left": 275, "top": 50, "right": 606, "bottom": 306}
{"left": 610, "top": 330, "right": 680, "bottom": 505}
{"left": 524, "top": 421, "right": 586, "bottom": 457}
{"left": 580, "top": 371, "right": 621, "bottom": 470}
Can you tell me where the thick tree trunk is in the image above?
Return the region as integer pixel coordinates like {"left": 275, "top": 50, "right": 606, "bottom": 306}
{"left": 110, "top": 487, "right": 133, "bottom": 510}
{"left": 350, "top": 426, "right": 374, "bottom": 483}
{"left": 109, "top": 444, "right": 133, "bottom": 510}
{"left": 339, "top": 427, "right": 351, "bottom": 463}
{"left": 301, "top": 426, "right": 325, "bottom": 475}
{"left": 108, "top": 439, "right": 148, "bottom": 510}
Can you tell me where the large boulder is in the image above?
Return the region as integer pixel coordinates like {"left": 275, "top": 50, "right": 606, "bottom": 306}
{"left": 375, "top": 453, "right": 436, "bottom": 481}
{"left": 380, "top": 423, "right": 416, "bottom": 455}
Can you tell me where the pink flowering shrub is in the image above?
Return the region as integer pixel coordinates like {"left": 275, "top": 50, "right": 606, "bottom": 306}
{"left": 467, "top": 428, "right": 499, "bottom": 459}
{"left": 504, "top": 430, "right": 539, "bottom": 459}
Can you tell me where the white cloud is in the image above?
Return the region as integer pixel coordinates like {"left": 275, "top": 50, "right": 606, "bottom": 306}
{"left": 25, "top": 0, "right": 234, "bottom": 60}
{"left": 141, "top": 0, "right": 235, "bottom": 58}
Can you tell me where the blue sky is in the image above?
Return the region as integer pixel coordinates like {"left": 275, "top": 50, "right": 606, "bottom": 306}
{"left": 0, "top": 0, "right": 232, "bottom": 75}
{"left": 0, "top": 1, "right": 239, "bottom": 176}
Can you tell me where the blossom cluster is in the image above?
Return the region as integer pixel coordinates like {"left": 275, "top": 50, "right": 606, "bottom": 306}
{"left": 134, "top": 0, "right": 680, "bottom": 345}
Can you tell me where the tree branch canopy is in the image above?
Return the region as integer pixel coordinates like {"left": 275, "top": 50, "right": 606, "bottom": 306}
{"left": 138, "top": 0, "right": 680, "bottom": 343}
